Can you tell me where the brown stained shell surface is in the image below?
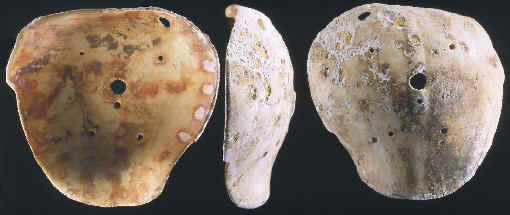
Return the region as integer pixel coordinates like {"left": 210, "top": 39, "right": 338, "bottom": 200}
{"left": 6, "top": 8, "right": 219, "bottom": 206}
{"left": 307, "top": 4, "right": 504, "bottom": 199}
{"left": 223, "top": 5, "right": 296, "bottom": 209}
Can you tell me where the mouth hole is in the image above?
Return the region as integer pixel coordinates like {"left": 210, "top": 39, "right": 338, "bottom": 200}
{"left": 410, "top": 73, "right": 426, "bottom": 90}
{"left": 110, "top": 79, "right": 126, "bottom": 95}
{"left": 159, "top": 17, "right": 170, "bottom": 28}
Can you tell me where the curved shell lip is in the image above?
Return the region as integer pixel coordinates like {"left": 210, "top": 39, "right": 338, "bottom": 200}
{"left": 222, "top": 4, "right": 296, "bottom": 209}
{"left": 221, "top": 4, "right": 297, "bottom": 160}
{"left": 358, "top": 158, "right": 477, "bottom": 200}
{"left": 6, "top": 7, "right": 220, "bottom": 207}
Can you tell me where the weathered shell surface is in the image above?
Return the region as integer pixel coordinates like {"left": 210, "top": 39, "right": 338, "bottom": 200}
{"left": 224, "top": 5, "right": 295, "bottom": 209}
{"left": 307, "top": 3, "right": 504, "bottom": 199}
{"left": 6, "top": 8, "right": 219, "bottom": 206}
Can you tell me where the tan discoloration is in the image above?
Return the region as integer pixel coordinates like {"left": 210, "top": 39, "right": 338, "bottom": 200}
{"left": 488, "top": 56, "right": 499, "bottom": 68}
{"left": 133, "top": 81, "right": 159, "bottom": 98}
{"left": 6, "top": 7, "right": 219, "bottom": 207}
{"left": 307, "top": 3, "right": 504, "bottom": 200}
{"left": 257, "top": 19, "right": 265, "bottom": 30}
{"left": 165, "top": 78, "right": 188, "bottom": 94}
{"left": 156, "top": 150, "right": 171, "bottom": 162}
{"left": 224, "top": 5, "right": 295, "bottom": 209}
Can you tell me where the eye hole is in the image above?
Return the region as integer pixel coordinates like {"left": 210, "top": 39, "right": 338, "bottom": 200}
{"left": 110, "top": 79, "right": 126, "bottom": 95}
{"left": 159, "top": 17, "right": 170, "bottom": 28}
{"left": 358, "top": 12, "right": 371, "bottom": 20}
{"left": 410, "top": 73, "right": 426, "bottom": 90}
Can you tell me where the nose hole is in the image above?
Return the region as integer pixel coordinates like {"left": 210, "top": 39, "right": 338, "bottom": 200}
{"left": 410, "top": 73, "right": 426, "bottom": 90}
{"left": 110, "top": 80, "right": 126, "bottom": 95}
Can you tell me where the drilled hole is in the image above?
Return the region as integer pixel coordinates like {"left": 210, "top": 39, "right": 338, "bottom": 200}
{"left": 159, "top": 17, "right": 170, "bottom": 28}
{"left": 158, "top": 56, "right": 163, "bottom": 61}
{"left": 449, "top": 43, "right": 456, "bottom": 50}
{"left": 410, "top": 73, "right": 426, "bottom": 90}
{"left": 358, "top": 12, "right": 371, "bottom": 20}
{"left": 369, "top": 47, "right": 375, "bottom": 53}
{"left": 137, "top": 133, "right": 144, "bottom": 141}
{"left": 88, "top": 129, "right": 96, "bottom": 137}
{"left": 371, "top": 137, "right": 378, "bottom": 143}
{"left": 441, "top": 127, "right": 448, "bottom": 134}
{"left": 80, "top": 52, "right": 84, "bottom": 56}
{"left": 110, "top": 79, "right": 126, "bottom": 95}
{"left": 114, "top": 101, "right": 121, "bottom": 109}
{"left": 388, "top": 131, "right": 394, "bottom": 137}
{"left": 417, "top": 98, "right": 423, "bottom": 104}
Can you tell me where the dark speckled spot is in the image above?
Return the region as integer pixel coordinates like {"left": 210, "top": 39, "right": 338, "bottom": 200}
{"left": 123, "top": 45, "right": 139, "bottom": 57}
{"left": 19, "top": 54, "right": 51, "bottom": 75}
{"left": 86, "top": 35, "right": 101, "bottom": 48}
{"left": 86, "top": 34, "right": 118, "bottom": 50}
{"left": 152, "top": 38, "right": 161, "bottom": 46}
{"left": 102, "top": 35, "right": 118, "bottom": 50}
{"left": 84, "top": 60, "right": 102, "bottom": 75}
